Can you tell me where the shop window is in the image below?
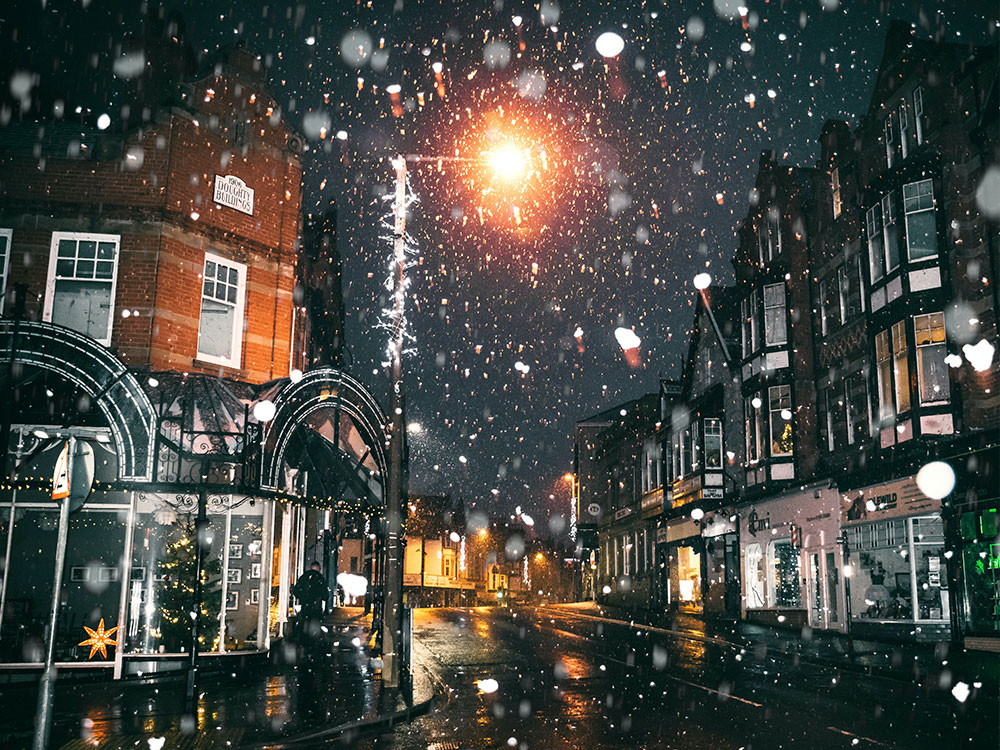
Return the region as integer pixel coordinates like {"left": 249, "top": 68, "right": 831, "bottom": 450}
{"left": 677, "top": 545, "right": 701, "bottom": 603}
{"left": 913, "top": 86, "right": 925, "bottom": 145}
{"left": 881, "top": 192, "right": 900, "bottom": 273}
{"left": 892, "top": 320, "right": 910, "bottom": 413}
{"left": 197, "top": 253, "right": 247, "bottom": 368}
{"left": 768, "top": 539, "right": 802, "bottom": 607}
{"left": 0, "top": 228, "right": 11, "bottom": 307}
{"left": 903, "top": 179, "right": 938, "bottom": 261}
{"left": 704, "top": 418, "right": 722, "bottom": 468}
{"left": 866, "top": 203, "right": 885, "bottom": 283}
{"left": 763, "top": 282, "right": 787, "bottom": 345}
{"left": 768, "top": 385, "right": 793, "bottom": 457}
{"left": 745, "top": 543, "right": 765, "bottom": 608}
{"left": 831, "top": 168, "right": 842, "bottom": 220}
{"left": 914, "top": 312, "right": 949, "bottom": 405}
{"left": 43, "top": 232, "right": 121, "bottom": 346}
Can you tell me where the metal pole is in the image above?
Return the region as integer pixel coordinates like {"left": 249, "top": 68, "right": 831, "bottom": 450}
{"left": 0, "top": 428, "right": 25, "bottom": 641}
{"left": 184, "top": 487, "right": 208, "bottom": 717}
{"left": 32, "top": 436, "right": 74, "bottom": 750}
{"left": 381, "top": 156, "right": 408, "bottom": 686}
{"left": 113, "top": 490, "right": 137, "bottom": 679}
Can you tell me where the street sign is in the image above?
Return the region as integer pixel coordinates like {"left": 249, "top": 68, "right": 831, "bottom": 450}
{"left": 49, "top": 439, "right": 94, "bottom": 511}
{"left": 51, "top": 442, "right": 69, "bottom": 499}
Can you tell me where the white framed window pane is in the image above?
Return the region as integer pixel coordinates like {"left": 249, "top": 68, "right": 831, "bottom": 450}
{"left": 882, "top": 192, "right": 900, "bottom": 272}
{"left": 704, "top": 418, "right": 722, "bottom": 468}
{"left": 198, "top": 298, "right": 236, "bottom": 359}
{"left": 915, "top": 313, "right": 949, "bottom": 404}
{"left": 892, "top": 320, "right": 911, "bottom": 413}
{"left": 867, "top": 204, "right": 885, "bottom": 282}
{"left": 903, "top": 180, "right": 938, "bottom": 260}
{"left": 769, "top": 385, "right": 793, "bottom": 456}
{"left": 51, "top": 279, "right": 112, "bottom": 340}
{"left": 763, "top": 283, "right": 786, "bottom": 345}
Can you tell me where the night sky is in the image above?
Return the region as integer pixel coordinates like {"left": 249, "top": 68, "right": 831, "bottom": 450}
{"left": 2, "top": 0, "right": 996, "bottom": 533}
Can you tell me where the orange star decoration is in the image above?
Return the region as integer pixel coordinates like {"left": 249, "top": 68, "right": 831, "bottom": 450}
{"left": 78, "top": 618, "right": 118, "bottom": 659}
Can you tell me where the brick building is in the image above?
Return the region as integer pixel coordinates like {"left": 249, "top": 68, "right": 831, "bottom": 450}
{"left": 0, "top": 39, "right": 390, "bottom": 677}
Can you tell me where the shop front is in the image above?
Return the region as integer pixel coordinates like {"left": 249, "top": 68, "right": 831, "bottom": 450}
{"left": 740, "top": 484, "right": 843, "bottom": 631}
{"left": 661, "top": 516, "right": 704, "bottom": 613}
{"left": 841, "top": 476, "right": 950, "bottom": 642}
{"left": 701, "top": 509, "right": 740, "bottom": 618}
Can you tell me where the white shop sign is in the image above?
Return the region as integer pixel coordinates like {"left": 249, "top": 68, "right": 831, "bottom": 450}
{"left": 213, "top": 174, "right": 254, "bottom": 215}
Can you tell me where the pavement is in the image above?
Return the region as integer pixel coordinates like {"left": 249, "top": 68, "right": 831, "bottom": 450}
{"left": 0, "top": 607, "right": 438, "bottom": 750}
{"left": 540, "top": 600, "right": 1000, "bottom": 695}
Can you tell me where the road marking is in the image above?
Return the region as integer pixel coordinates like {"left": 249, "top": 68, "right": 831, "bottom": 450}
{"left": 826, "top": 726, "right": 895, "bottom": 747}
{"left": 666, "top": 675, "right": 764, "bottom": 707}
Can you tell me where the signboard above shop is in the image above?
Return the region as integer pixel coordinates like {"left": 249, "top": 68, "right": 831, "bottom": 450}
{"left": 841, "top": 475, "right": 941, "bottom": 526}
{"left": 213, "top": 174, "right": 254, "bottom": 215}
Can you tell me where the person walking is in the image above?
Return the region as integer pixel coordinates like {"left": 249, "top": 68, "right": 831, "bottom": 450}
{"left": 293, "top": 561, "right": 330, "bottom": 642}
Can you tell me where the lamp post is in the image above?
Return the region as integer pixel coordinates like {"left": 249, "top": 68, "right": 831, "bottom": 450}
{"left": 382, "top": 148, "right": 534, "bottom": 685}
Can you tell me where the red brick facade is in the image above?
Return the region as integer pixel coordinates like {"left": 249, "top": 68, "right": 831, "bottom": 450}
{"left": 0, "top": 48, "right": 302, "bottom": 385}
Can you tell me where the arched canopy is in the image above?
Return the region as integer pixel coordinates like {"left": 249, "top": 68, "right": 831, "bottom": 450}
{"left": 0, "top": 320, "right": 156, "bottom": 481}
{"left": 260, "top": 368, "right": 388, "bottom": 510}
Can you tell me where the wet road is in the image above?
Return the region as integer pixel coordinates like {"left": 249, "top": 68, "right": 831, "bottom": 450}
{"left": 358, "top": 606, "right": 996, "bottom": 750}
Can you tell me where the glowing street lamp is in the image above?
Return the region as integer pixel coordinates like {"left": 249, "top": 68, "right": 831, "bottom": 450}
{"left": 382, "top": 141, "right": 539, "bottom": 685}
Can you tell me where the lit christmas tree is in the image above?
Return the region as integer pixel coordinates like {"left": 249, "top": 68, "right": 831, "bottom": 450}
{"left": 156, "top": 520, "right": 222, "bottom": 652}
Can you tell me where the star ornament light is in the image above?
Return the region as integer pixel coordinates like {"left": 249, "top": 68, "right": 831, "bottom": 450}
{"left": 79, "top": 618, "right": 118, "bottom": 659}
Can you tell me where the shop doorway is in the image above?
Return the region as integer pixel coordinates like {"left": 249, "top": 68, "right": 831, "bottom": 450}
{"left": 807, "top": 549, "right": 842, "bottom": 630}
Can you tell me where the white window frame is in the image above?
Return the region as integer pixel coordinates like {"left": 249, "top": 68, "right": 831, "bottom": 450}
{"left": 768, "top": 384, "right": 793, "bottom": 457}
{"left": 914, "top": 312, "right": 949, "bottom": 406}
{"left": 837, "top": 266, "right": 849, "bottom": 323}
{"left": 903, "top": 179, "right": 938, "bottom": 262}
{"left": 831, "top": 168, "right": 842, "bottom": 219}
{"left": 704, "top": 417, "right": 723, "bottom": 469}
{"left": 0, "top": 228, "right": 12, "bottom": 309}
{"left": 913, "top": 86, "right": 925, "bottom": 145}
{"left": 882, "top": 192, "right": 900, "bottom": 273}
{"left": 196, "top": 252, "right": 248, "bottom": 368}
{"left": 43, "top": 231, "right": 121, "bottom": 347}
{"left": 884, "top": 112, "right": 895, "bottom": 168}
{"left": 898, "top": 103, "right": 909, "bottom": 159}
{"left": 763, "top": 282, "right": 787, "bottom": 345}
{"left": 866, "top": 203, "right": 884, "bottom": 283}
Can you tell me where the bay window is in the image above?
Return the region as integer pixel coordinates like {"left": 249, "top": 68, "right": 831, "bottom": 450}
{"left": 43, "top": 232, "right": 120, "bottom": 346}
{"left": 769, "top": 385, "right": 793, "bottom": 457}
{"left": 704, "top": 418, "right": 722, "bottom": 469}
{"left": 866, "top": 204, "right": 885, "bottom": 283}
{"left": 914, "top": 312, "right": 948, "bottom": 405}
{"left": 197, "top": 253, "right": 247, "bottom": 368}
{"left": 882, "top": 192, "right": 900, "bottom": 272}
{"left": 892, "top": 320, "right": 910, "bottom": 414}
{"left": 763, "top": 282, "right": 787, "bottom": 345}
{"left": 903, "top": 179, "right": 938, "bottom": 261}
{"left": 875, "top": 330, "right": 894, "bottom": 420}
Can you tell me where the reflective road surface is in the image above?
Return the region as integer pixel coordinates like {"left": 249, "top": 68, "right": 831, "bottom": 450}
{"left": 356, "top": 606, "right": 995, "bottom": 750}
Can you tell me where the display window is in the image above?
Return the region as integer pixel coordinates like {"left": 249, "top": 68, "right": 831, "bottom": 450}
{"left": 846, "top": 514, "right": 948, "bottom": 623}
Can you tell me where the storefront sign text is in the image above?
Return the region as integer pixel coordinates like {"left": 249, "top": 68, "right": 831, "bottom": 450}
{"left": 841, "top": 476, "right": 940, "bottom": 525}
{"left": 213, "top": 174, "right": 255, "bottom": 215}
{"left": 747, "top": 508, "right": 770, "bottom": 537}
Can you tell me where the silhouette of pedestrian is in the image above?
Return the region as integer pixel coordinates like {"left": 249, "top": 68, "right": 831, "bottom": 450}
{"left": 293, "top": 561, "right": 329, "bottom": 642}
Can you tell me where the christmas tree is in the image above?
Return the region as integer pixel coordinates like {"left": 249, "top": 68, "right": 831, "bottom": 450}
{"left": 156, "top": 520, "right": 222, "bottom": 652}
